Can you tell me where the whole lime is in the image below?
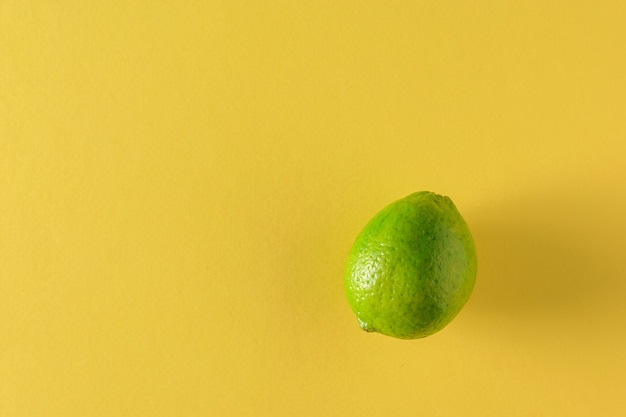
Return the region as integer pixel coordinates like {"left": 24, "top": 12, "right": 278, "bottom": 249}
{"left": 344, "top": 192, "right": 477, "bottom": 339}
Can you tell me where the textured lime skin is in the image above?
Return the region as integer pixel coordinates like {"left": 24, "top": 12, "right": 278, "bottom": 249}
{"left": 344, "top": 192, "right": 477, "bottom": 339}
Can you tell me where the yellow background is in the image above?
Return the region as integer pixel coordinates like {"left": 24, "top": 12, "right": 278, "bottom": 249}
{"left": 2, "top": 1, "right": 626, "bottom": 415}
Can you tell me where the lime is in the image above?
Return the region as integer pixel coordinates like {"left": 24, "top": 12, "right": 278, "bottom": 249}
{"left": 344, "top": 191, "right": 477, "bottom": 339}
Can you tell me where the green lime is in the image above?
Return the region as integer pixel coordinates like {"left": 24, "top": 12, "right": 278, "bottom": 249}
{"left": 344, "top": 191, "right": 477, "bottom": 339}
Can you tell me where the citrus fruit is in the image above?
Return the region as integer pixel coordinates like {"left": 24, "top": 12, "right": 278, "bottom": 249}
{"left": 344, "top": 191, "right": 477, "bottom": 339}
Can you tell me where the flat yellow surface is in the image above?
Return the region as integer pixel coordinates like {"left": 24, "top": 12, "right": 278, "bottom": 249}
{"left": 2, "top": 1, "right": 626, "bottom": 415}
